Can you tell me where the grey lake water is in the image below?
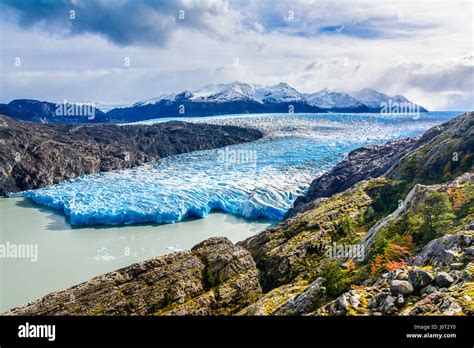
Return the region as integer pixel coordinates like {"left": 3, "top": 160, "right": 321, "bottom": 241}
{"left": 0, "top": 198, "right": 273, "bottom": 311}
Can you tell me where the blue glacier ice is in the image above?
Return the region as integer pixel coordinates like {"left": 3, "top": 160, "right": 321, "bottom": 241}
{"left": 16, "top": 112, "right": 460, "bottom": 226}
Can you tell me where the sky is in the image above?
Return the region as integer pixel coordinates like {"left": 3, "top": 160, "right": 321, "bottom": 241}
{"left": 0, "top": 0, "right": 472, "bottom": 110}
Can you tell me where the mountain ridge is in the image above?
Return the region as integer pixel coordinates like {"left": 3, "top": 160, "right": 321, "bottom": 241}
{"left": 0, "top": 82, "right": 428, "bottom": 124}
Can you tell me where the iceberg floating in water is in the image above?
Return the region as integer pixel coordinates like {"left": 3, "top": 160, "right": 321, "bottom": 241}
{"left": 17, "top": 112, "right": 457, "bottom": 226}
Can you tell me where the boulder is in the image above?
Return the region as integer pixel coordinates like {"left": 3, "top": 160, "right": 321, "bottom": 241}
{"left": 381, "top": 295, "right": 396, "bottom": 314}
{"left": 449, "top": 270, "right": 462, "bottom": 280}
{"left": 440, "top": 298, "right": 463, "bottom": 315}
{"left": 434, "top": 272, "right": 454, "bottom": 288}
{"left": 419, "top": 285, "right": 437, "bottom": 295}
{"left": 276, "top": 277, "right": 326, "bottom": 314}
{"left": 390, "top": 280, "right": 414, "bottom": 296}
{"left": 463, "top": 247, "right": 474, "bottom": 257}
{"left": 408, "top": 269, "right": 434, "bottom": 289}
{"left": 413, "top": 234, "right": 460, "bottom": 266}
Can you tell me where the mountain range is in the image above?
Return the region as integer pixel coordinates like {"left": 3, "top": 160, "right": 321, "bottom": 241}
{"left": 0, "top": 82, "right": 428, "bottom": 124}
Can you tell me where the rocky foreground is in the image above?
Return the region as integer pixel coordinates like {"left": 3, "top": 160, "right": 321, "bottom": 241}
{"left": 0, "top": 115, "right": 262, "bottom": 195}
{"left": 4, "top": 112, "right": 473, "bottom": 316}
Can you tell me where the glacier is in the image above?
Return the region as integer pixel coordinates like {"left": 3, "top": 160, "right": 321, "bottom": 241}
{"left": 17, "top": 112, "right": 459, "bottom": 226}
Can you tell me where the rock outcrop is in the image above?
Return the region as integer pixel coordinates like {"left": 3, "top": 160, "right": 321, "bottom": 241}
{"left": 386, "top": 111, "right": 473, "bottom": 184}
{"left": 239, "top": 177, "right": 382, "bottom": 291}
{"left": 5, "top": 237, "right": 262, "bottom": 315}
{"left": 0, "top": 115, "right": 262, "bottom": 195}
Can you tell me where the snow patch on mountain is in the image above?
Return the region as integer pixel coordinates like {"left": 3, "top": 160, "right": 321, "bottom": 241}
{"left": 253, "top": 83, "right": 305, "bottom": 103}
{"left": 349, "top": 88, "right": 415, "bottom": 110}
{"left": 306, "top": 89, "right": 365, "bottom": 109}
{"left": 132, "top": 93, "right": 178, "bottom": 107}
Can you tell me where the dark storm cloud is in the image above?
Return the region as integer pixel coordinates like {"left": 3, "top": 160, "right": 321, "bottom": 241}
{"left": 1, "top": 0, "right": 237, "bottom": 47}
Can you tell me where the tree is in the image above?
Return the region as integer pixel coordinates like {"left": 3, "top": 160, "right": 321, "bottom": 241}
{"left": 319, "top": 262, "right": 351, "bottom": 298}
{"left": 409, "top": 191, "right": 455, "bottom": 245}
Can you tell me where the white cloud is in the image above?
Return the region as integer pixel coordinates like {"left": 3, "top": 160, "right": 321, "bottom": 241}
{"left": 0, "top": 0, "right": 472, "bottom": 110}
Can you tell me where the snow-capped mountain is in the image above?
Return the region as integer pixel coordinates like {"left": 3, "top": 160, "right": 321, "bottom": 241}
{"left": 0, "top": 99, "right": 107, "bottom": 124}
{"left": 0, "top": 82, "right": 428, "bottom": 124}
{"left": 105, "top": 82, "right": 326, "bottom": 121}
{"left": 305, "top": 88, "right": 369, "bottom": 112}
{"left": 253, "top": 82, "right": 305, "bottom": 103}
{"left": 192, "top": 82, "right": 256, "bottom": 101}
{"left": 132, "top": 82, "right": 307, "bottom": 105}
{"left": 126, "top": 82, "right": 424, "bottom": 112}
{"left": 131, "top": 93, "right": 178, "bottom": 107}
{"left": 349, "top": 88, "right": 427, "bottom": 112}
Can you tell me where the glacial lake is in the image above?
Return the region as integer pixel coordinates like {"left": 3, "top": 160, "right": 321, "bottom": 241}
{"left": 0, "top": 198, "right": 273, "bottom": 311}
{"left": 0, "top": 111, "right": 463, "bottom": 311}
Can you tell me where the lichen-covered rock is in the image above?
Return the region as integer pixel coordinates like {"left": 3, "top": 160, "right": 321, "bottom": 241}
{"left": 4, "top": 237, "right": 262, "bottom": 316}
{"left": 413, "top": 234, "right": 461, "bottom": 266}
{"left": 314, "top": 288, "right": 374, "bottom": 316}
{"left": 386, "top": 111, "right": 473, "bottom": 185}
{"left": 451, "top": 263, "right": 465, "bottom": 270}
{"left": 401, "top": 282, "right": 474, "bottom": 315}
{"left": 434, "top": 272, "right": 455, "bottom": 288}
{"left": 381, "top": 295, "right": 396, "bottom": 314}
{"left": 239, "top": 178, "right": 387, "bottom": 291}
{"left": 408, "top": 269, "right": 434, "bottom": 289}
{"left": 464, "top": 247, "right": 474, "bottom": 257}
{"left": 276, "top": 277, "right": 327, "bottom": 315}
{"left": 390, "top": 280, "right": 414, "bottom": 296}
{"left": 462, "top": 262, "right": 474, "bottom": 281}
{"left": 420, "top": 285, "right": 438, "bottom": 296}
{"left": 237, "top": 281, "right": 308, "bottom": 316}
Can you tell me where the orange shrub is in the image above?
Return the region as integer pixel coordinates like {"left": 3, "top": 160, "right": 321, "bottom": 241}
{"left": 369, "top": 254, "right": 385, "bottom": 278}
{"left": 385, "top": 260, "right": 407, "bottom": 272}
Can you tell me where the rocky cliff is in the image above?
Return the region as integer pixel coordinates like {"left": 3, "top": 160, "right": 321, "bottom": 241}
{"left": 0, "top": 115, "right": 262, "bottom": 195}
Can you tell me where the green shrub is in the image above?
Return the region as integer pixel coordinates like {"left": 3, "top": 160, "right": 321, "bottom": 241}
{"left": 409, "top": 191, "right": 455, "bottom": 245}
{"left": 319, "top": 262, "right": 351, "bottom": 298}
